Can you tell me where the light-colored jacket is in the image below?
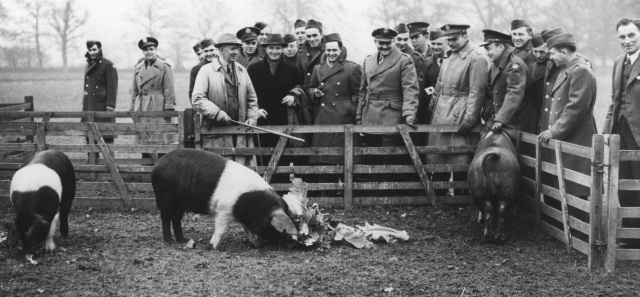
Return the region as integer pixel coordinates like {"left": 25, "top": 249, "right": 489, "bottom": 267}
{"left": 130, "top": 59, "right": 175, "bottom": 112}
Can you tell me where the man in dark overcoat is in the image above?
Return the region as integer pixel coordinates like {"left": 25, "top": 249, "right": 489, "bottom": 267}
{"left": 510, "top": 19, "right": 535, "bottom": 67}
{"left": 296, "top": 19, "right": 325, "bottom": 88}
{"left": 189, "top": 39, "right": 215, "bottom": 100}
{"left": 529, "top": 33, "right": 548, "bottom": 132}
{"left": 416, "top": 29, "right": 447, "bottom": 125}
{"left": 83, "top": 40, "right": 118, "bottom": 148}
{"left": 237, "top": 27, "right": 265, "bottom": 68}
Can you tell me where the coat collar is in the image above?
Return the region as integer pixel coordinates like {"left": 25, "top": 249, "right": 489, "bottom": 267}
{"left": 319, "top": 47, "right": 349, "bottom": 80}
{"left": 371, "top": 46, "right": 402, "bottom": 77}
{"left": 447, "top": 40, "right": 474, "bottom": 59}
{"left": 552, "top": 55, "right": 587, "bottom": 93}
{"left": 490, "top": 46, "right": 515, "bottom": 85}
{"left": 85, "top": 52, "right": 104, "bottom": 74}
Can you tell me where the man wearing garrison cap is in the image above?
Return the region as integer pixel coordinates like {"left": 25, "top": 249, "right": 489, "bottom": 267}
{"left": 193, "top": 42, "right": 203, "bottom": 62}
{"left": 538, "top": 32, "right": 597, "bottom": 201}
{"left": 428, "top": 24, "right": 489, "bottom": 195}
{"left": 189, "top": 39, "right": 217, "bottom": 100}
{"left": 282, "top": 34, "right": 299, "bottom": 66}
{"left": 255, "top": 21, "right": 271, "bottom": 44}
{"left": 511, "top": 19, "right": 535, "bottom": 66}
{"left": 416, "top": 29, "right": 448, "bottom": 125}
{"left": 236, "top": 26, "right": 266, "bottom": 68}
{"left": 481, "top": 29, "right": 536, "bottom": 134}
{"left": 297, "top": 19, "right": 325, "bottom": 90}
{"left": 294, "top": 19, "right": 307, "bottom": 48}
{"left": 356, "top": 28, "right": 419, "bottom": 181}
{"left": 528, "top": 33, "right": 549, "bottom": 131}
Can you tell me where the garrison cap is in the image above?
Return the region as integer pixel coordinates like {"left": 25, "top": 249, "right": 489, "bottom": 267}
{"left": 192, "top": 42, "right": 202, "bottom": 53}
{"left": 372, "top": 28, "right": 398, "bottom": 41}
{"left": 283, "top": 34, "right": 296, "bottom": 44}
{"left": 429, "top": 29, "right": 445, "bottom": 41}
{"left": 254, "top": 22, "right": 268, "bottom": 31}
{"left": 531, "top": 33, "right": 545, "bottom": 48}
{"left": 236, "top": 27, "right": 260, "bottom": 42}
{"left": 324, "top": 33, "right": 343, "bottom": 48}
{"left": 261, "top": 34, "right": 287, "bottom": 47}
{"left": 306, "top": 19, "right": 322, "bottom": 30}
{"left": 200, "top": 38, "right": 215, "bottom": 49}
{"left": 511, "top": 19, "right": 532, "bottom": 30}
{"left": 546, "top": 33, "right": 576, "bottom": 49}
{"left": 394, "top": 23, "right": 410, "bottom": 35}
{"left": 480, "top": 29, "right": 512, "bottom": 46}
{"left": 407, "top": 22, "right": 430, "bottom": 37}
{"left": 541, "top": 27, "right": 566, "bottom": 42}
{"left": 294, "top": 19, "right": 306, "bottom": 29}
{"left": 441, "top": 24, "right": 470, "bottom": 37}
{"left": 215, "top": 33, "right": 242, "bottom": 48}
{"left": 86, "top": 40, "right": 102, "bottom": 49}
{"left": 138, "top": 37, "right": 158, "bottom": 50}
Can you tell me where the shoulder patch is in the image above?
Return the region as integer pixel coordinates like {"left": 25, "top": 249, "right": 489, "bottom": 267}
{"left": 509, "top": 72, "right": 520, "bottom": 83}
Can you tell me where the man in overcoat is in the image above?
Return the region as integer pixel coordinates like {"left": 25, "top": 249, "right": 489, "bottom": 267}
{"left": 297, "top": 19, "right": 325, "bottom": 88}
{"left": 237, "top": 27, "right": 265, "bottom": 68}
{"left": 189, "top": 39, "right": 215, "bottom": 100}
{"left": 529, "top": 33, "right": 548, "bottom": 132}
{"left": 511, "top": 19, "right": 535, "bottom": 67}
{"left": 83, "top": 40, "right": 118, "bottom": 155}
{"left": 481, "top": 30, "right": 536, "bottom": 134}
{"left": 283, "top": 34, "right": 298, "bottom": 66}
{"left": 604, "top": 17, "right": 640, "bottom": 228}
{"left": 417, "top": 29, "right": 447, "bottom": 125}
{"left": 294, "top": 19, "right": 307, "bottom": 48}
{"left": 427, "top": 24, "right": 489, "bottom": 195}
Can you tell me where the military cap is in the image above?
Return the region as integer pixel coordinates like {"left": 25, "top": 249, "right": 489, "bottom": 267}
{"left": 541, "top": 27, "right": 566, "bottom": 42}
{"left": 407, "top": 22, "right": 430, "bottom": 37}
{"left": 294, "top": 19, "right": 306, "bottom": 29}
{"left": 372, "top": 28, "right": 398, "bottom": 41}
{"left": 236, "top": 27, "right": 260, "bottom": 42}
{"left": 214, "top": 33, "right": 242, "bottom": 48}
{"left": 192, "top": 42, "right": 201, "bottom": 53}
{"left": 138, "top": 37, "right": 158, "bottom": 50}
{"left": 429, "top": 29, "right": 445, "bottom": 41}
{"left": 441, "top": 24, "right": 470, "bottom": 37}
{"left": 480, "top": 29, "right": 512, "bottom": 46}
{"left": 511, "top": 19, "right": 532, "bottom": 30}
{"left": 324, "top": 33, "right": 343, "bottom": 48}
{"left": 546, "top": 32, "right": 576, "bottom": 49}
{"left": 283, "top": 34, "right": 296, "bottom": 45}
{"left": 306, "top": 19, "right": 322, "bottom": 30}
{"left": 200, "top": 38, "right": 215, "bottom": 49}
{"left": 394, "top": 23, "right": 410, "bottom": 34}
{"left": 86, "top": 40, "right": 102, "bottom": 49}
{"left": 261, "top": 34, "right": 287, "bottom": 47}
{"left": 254, "top": 22, "right": 268, "bottom": 31}
{"left": 531, "top": 33, "right": 544, "bottom": 48}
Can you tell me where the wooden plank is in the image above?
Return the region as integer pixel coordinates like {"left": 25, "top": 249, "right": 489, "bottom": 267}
{"left": 343, "top": 124, "right": 353, "bottom": 210}
{"left": 87, "top": 113, "right": 97, "bottom": 181}
{"left": 177, "top": 111, "right": 185, "bottom": 147}
{"left": 353, "top": 164, "right": 469, "bottom": 174}
{"left": 35, "top": 122, "right": 46, "bottom": 152}
{"left": 129, "top": 112, "right": 159, "bottom": 164}
{"left": 615, "top": 249, "right": 640, "bottom": 260}
{"left": 540, "top": 203, "right": 591, "bottom": 234}
{"left": 0, "top": 111, "right": 178, "bottom": 118}
{"left": 357, "top": 145, "right": 478, "bottom": 155}
{"left": 198, "top": 124, "right": 477, "bottom": 135}
{"left": 263, "top": 126, "right": 292, "bottom": 183}
{"left": 540, "top": 220, "right": 590, "bottom": 256}
{"left": 535, "top": 139, "right": 542, "bottom": 235}
{"left": 46, "top": 144, "right": 179, "bottom": 153}
{"left": 182, "top": 109, "right": 195, "bottom": 148}
{"left": 616, "top": 228, "right": 640, "bottom": 238}
{"left": 202, "top": 146, "right": 478, "bottom": 157}
{"left": 397, "top": 124, "right": 436, "bottom": 204}
{"left": 618, "top": 207, "right": 640, "bottom": 218}
{"left": 619, "top": 150, "right": 640, "bottom": 161}
{"left": 194, "top": 113, "right": 202, "bottom": 150}
{"left": 44, "top": 122, "right": 178, "bottom": 133}
{"left": 616, "top": 179, "right": 640, "bottom": 191}
{"left": 0, "top": 103, "right": 32, "bottom": 112}
{"left": 589, "top": 135, "right": 605, "bottom": 269}
{"left": 539, "top": 184, "right": 590, "bottom": 212}
{"left": 353, "top": 181, "right": 467, "bottom": 190}
{"left": 354, "top": 195, "right": 472, "bottom": 206}
{"left": 540, "top": 138, "right": 593, "bottom": 158}
{"left": 88, "top": 123, "right": 134, "bottom": 208}
{"left": 554, "top": 141, "right": 572, "bottom": 253}
{"left": 605, "top": 135, "right": 620, "bottom": 272}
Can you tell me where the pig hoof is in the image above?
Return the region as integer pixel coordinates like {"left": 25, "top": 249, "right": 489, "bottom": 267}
{"left": 45, "top": 243, "right": 56, "bottom": 253}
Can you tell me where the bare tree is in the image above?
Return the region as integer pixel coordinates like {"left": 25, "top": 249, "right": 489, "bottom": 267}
{"left": 49, "top": 0, "right": 87, "bottom": 69}
{"left": 371, "top": 0, "right": 456, "bottom": 30}
{"left": 20, "top": 0, "right": 51, "bottom": 68}
{"left": 189, "top": 1, "right": 228, "bottom": 40}
{"left": 128, "top": 0, "right": 173, "bottom": 38}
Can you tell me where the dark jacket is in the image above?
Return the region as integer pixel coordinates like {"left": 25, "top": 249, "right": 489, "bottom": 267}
{"left": 284, "top": 53, "right": 297, "bottom": 66}
{"left": 528, "top": 59, "right": 548, "bottom": 132}
{"left": 83, "top": 52, "right": 118, "bottom": 114}
{"left": 514, "top": 41, "right": 535, "bottom": 67}
{"left": 188, "top": 60, "right": 210, "bottom": 100}
{"left": 417, "top": 54, "right": 441, "bottom": 124}
{"left": 604, "top": 54, "right": 640, "bottom": 143}
{"left": 296, "top": 39, "right": 325, "bottom": 87}
{"left": 237, "top": 46, "right": 266, "bottom": 68}
{"left": 248, "top": 57, "right": 301, "bottom": 126}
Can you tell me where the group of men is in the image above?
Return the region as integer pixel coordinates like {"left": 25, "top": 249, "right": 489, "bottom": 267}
{"left": 82, "top": 17, "right": 640, "bottom": 212}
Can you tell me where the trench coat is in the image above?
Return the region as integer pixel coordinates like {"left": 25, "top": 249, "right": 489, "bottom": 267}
{"left": 356, "top": 47, "right": 419, "bottom": 127}
{"left": 307, "top": 48, "right": 363, "bottom": 164}
{"left": 604, "top": 54, "right": 640, "bottom": 139}
{"left": 529, "top": 59, "right": 548, "bottom": 132}
{"left": 192, "top": 58, "right": 258, "bottom": 166}
{"left": 416, "top": 54, "right": 441, "bottom": 124}
{"left": 427, "top": 41, "right": 489, "bottom": 165}
{"left": 130, "top": 58, "right": 176, "bottom": 145}
{"left": 487, "top": 46, "right": 536, "bottom": 133}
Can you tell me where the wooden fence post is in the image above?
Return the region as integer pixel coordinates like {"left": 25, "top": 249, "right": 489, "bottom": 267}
{"left": 263, "top": 126, "right": 292, "bottom": 183}
{"left": 605, "top": 135, "right": 620, "bottom": 272}
{"left": 194, "top": 114, "right": 202, "bottom": 150}
{"left": 343, "top": 124, "right": 353, "bottom": 210}
{"left": 87, "top": 112, "right": 97, "bottom": 180}
{"left": 25, "top": 96, "right": 34, "bottom": 142}
{"left": 183, "top": 109, "right": 195, "bottom": 148}
{"left": 589, "top": 134, "right": 605, "bottom": 269}
{"left": 535, "top": 139, "right": 542, "bottom": 236}
{"left": 35, "top": 122, "right": 46, "bottom": 152}
{"left": 554, "top": 141, "right": 572, "bottom": 254}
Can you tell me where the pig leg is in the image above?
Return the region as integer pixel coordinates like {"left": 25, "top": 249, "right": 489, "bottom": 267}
{"left": 59, "top": 211, "right": 69, "bottom": 238}
{"left": 160, "top": 207, "right": 174, "bottom": 242}
{"left": 478, "top": 210, "right": 484, "bottom": 224}
{"left": 45, "top": 214, "right": 59, "bottom": 253}
{"left": 483, "top": 201, "right": 494, "bottom": 242}
{"left": 171, "top": 207, "right": 186, "bottom": 242}
{"left": 240, "top": 224, "right": 260, "bottom": 247}
{"left": 495, "top": 200, "right": 509, "bottom": 243}
{"left": 210, "top": 213, "right": 232, "bottom": 249}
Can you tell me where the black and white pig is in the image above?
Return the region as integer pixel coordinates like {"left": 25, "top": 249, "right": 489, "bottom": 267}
{"left": 468, "top": 131, "right": 520, "bottom": 243}
{"left": 4, "top": 150, "right": 76, "bottom": 253}
{"left": 152, "top": 149, "right": 298, "bottom": 249}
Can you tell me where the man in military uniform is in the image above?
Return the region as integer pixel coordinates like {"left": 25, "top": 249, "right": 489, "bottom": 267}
{"left": 428, "top": 24, "right": 489, "bottom": 195}
{"left": 356, "top": 28, "right": 419, "bottom": 181}
{"left": 511, "top": 19, "right": 535, "bottom": 67}
{"left": 283, "top": 34, "right": 298, "bottom": 66}
{"left": 408, "top": 22, "right": 433, "bottom": 60}
{"left": 529, "top": 33, "right": 548, "bottom": 132}
{"left": 294, "top": 19, "right": 307, "bottom": 48}
{"left": 255, "top": 21, "right": 271, "bottom": 45}
{"left": 189, "top": 39, "right": 216, "bottom": 100}
{"left": 236, "top": 26, "right": 265, "bottom": 68}
{"left": 193, "top": 42, "right": 203, "bottom": 62}
{"left": 297, "top": 19, "right": 325, "bottom": 88}
{"left": 417, "top": 29, "right": 447, "bottom": 125}
{"left": 481, "top": 30, "right": 536, "bottom": 134}
{"left": 83, "top": 40, "right": 118, "bottom": 158}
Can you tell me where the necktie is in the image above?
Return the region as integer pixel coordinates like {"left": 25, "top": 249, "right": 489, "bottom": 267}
{"left": 378, "top": 54, "right": 384, "bottom": 65}
{"left": 438, "top": 58, "right": 443, "bottom": 67}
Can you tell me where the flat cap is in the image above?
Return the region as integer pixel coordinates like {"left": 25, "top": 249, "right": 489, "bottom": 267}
{"left": 511, "top": 19, "right": 532, "bottom": 30}
{"left": 283, "top": 33, "right": 296, "bottom": 44}
{"left": 480, "top": 29, "right": 512, "bottom": 46}
{"left": 372, "top": 28, "right": 398, "bottom": 41}
{"left": 306, "top": 19, "right": 322, "bottom": 30}
{"left": 254, "top": 22, "right": 268, "bottom": 31}
{"left": 294, "top": 19, "right": 306, "bottom": 29}
{"left": 138, "top": 37, "right": 158, "bottom": 50}
{"left": 236, "top": 27, "right": 260, "bottom": 42}
{"left": 394, "top": 23, "right": 410, "bottom": 34}
{"left": 215, "top": 33, "right": 242, "bottom": 48}
{"left": 541, "top": 27, "right": 566, "bottom": 42}
{"left": 546, "top": 32, "right": 576, "bottom": 49}
{"left": 441, "top": 24, "right": 470, "bottom": 37}
{"left": 429, "top": 29, "right": 445, "bottom": 41}
{"left": 407, "top": 22, "right": 430, "bottom": 37}
{"left": 531, "top": 33, "right": 544, "bottom": 48}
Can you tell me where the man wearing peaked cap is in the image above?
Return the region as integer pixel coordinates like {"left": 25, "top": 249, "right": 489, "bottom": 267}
{"left": 408, "top": 22, "right": 432, "bottom": 59}
{"left": 416, "top": 29, "right": 448, "bottom": 126}
{"left": 538, "top": 32, "right": 597, "bottom": 201}
{"left": 529, "top": 33, "right": 550, "bottom": 130}
{"left": 138, "top": 37, "right": 158, "bottom": 50}
{"left": 282, "top": 34, "right": 298, "bottom": 66}
{"left": 294, "top": 19, "right": 307, "bottom": 47}
{"left": 397, "top": 22, "right": 426, "bottom": 147}
{"left": 297, "top": 19, "right": 325, "bottom": 89}
{"left": 254, "top": 21, "right": 271, "bottom": 44}
{"left": 481, "top": 29, "right": 536, "bottom": 134}
{"left": 428, "top": 23, "right": 489, "bottom": 195}
{"left": 236, "top": 26, "right": 265, "bottom": 68}
{"left": 511, "top": 19, "right": 535, "bottom": 66}
{"left": 357, "top": 27, "right": 419, "bottom": 182}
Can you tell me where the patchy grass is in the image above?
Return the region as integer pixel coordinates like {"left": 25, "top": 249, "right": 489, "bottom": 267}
{"left": 1, "top": 205, "right": 638, "bottom": 296}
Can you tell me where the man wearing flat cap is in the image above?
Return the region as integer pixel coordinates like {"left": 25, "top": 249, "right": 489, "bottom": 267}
{"left": 131, "top": 37, "right": 176, "bottom": 155}
{"left": 357, "top": 28, "right": 419, "bottom": 181}
{"left": 481, "top": 29, "right": 536, "bottom": 134}
{"left": 511, "top": 19, "right": 535, "bottom": 67}
{"left": 189, "top": 39, "right": 217, "bottom": 100}
{"left": 294, "top": 19, "right": 307, "bottom": 48}
{"left": 538, "top": 32, "right": 597, "bottom": 202}
{"left": 297, "top": 19, "right": 325, "bottom": 90}
{"left": 255, "top": 21, "right": 271, "bottom": 45}
{"left": 283, "top": 34, "right": 298, "bottom": 66}
{"left": 237, "top": 26, "right": 266, "bottom": 68}
{"left": 192, "top": 33, "right": 259, "bottom": 166}
{"left": 417, "top": 29, "right": 448, "bottom": 125}
{"left": 83, "top": 40, "right": 118, "bottom": 157}
{"left": 528, "top": 33, "right": 549, "bottom": 131}
{"left": 428, "top": 24, "right": 489, "bottom": 195}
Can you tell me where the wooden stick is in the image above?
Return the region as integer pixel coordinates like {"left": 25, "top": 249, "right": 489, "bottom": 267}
{"left": 344, "top": 124, "right": 354, "bottom": 210}
{"left": 229, "top": 119, "right": 304, "bottom": 142}
{"left": 397, "top": 124, "right": 436, "bottom": 204}
{"left": 589, "top": 134, "right": 604, "bottom": 270}
{"left": 263, "top": 126, "right": 292, "bottom": 183}
{"left": 554, "top": 141, "right": 572, "bottom": 253}
{"left": 605, "top": 135, "right": 620, "bottom": 272}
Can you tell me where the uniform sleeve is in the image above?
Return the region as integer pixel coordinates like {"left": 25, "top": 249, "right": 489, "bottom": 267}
{"left": 494, "top": 61, "right": 527, "bottom": 125}
{"left": 308, "top": 65, "right": 321, "bottom": 103}
{"left": 350, "top": 64, "right": 363, "bottom": 105}
{"left": 430, "top": 66, "right": 443, "bottom": 112}
{"left": 188, "top": 66, "right": 199, "bottom": 100}
{"left": 162, "top": 65, "right": 176, "bottom": 110}
{"left": 356, "top": 58, "right": 369, "bottom": 121}
{"left": 603, "top": 61, "right": 618, "bottom": 134}
{"left": 191, "top": 67, "right": 221, "bottom": 120}
{"left": 245, "top": 71, "right": 259, "bottom": 120}
{"left": 550, "top": 66, "right": 596, "bottom": 139}
{"left": 463, "top": 55, "right": 489, "bottom": 126}
{"left": 106, "top": 63, "right": 118, "bottom": 109}
{"left": 400, "top": 57, "right": 419, "bottom": 118}
{"left": 130, "top": 66, "right": 139, "bottom": 111}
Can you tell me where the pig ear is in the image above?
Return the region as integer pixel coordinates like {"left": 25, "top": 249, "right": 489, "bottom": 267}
{"left": 271, "top": 213, "right": 298, "bottom": 236}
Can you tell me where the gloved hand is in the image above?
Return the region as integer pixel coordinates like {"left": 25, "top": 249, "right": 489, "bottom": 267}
{"left": 405, "top": 115, "right": 417, "bottom": 128}
{"left": 245, "top": 118, "right": 257, "bottom": 126}
{"left": 214, "top": 110, "right": 231, "bottom": 126}
{"left": 491, "top": 121, "right": 503, "bottom": 134}
{"left": 485, "top": 119, "right": 493, "bottom": 131}
{"left": 457, "top": 122, "right": 473, "bottom": 135}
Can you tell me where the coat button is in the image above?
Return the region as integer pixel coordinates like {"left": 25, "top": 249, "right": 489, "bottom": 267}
{"left": 545, "top": 108, "right": 548, "bottom": 112}
{"left": 86, "top": 84, "right": 89, "bottom": 87}
{"left": 321, "top": 103, "right": 325, "bottom": 106}
{"left": 307, "top": 73, "right": 310, "bottom": 76}
{"left": 337, "top": 82, "right": 341, "bottom": 85}
{"left": 86, "top": 76, "right": 89, "bottom": 79}
{"left": 545, "top": 95, "right": 549, "bottom": 98}
{"left": 85, "top": 91, "right": 88, "bottom": 95}
{"left": 546, "top": 82, "right": 549, "bottom": 85}
{"left": 335, "top": 93, "right": 339, "bottom": 96}
{"left": 93, "top": 93, "right": 95, "bottom": 95}
{"left": 95, "top": 86, "right": 98, "bottom": 88}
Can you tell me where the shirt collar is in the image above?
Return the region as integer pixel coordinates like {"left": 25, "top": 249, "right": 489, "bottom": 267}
{"left": 628, "top": 50, "right": 640, "bottom": 65}
{"left": 218, "top": 57, "right": 229, "bottom": 71}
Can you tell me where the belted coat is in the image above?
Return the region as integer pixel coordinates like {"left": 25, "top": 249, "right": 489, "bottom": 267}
{"left": 130, "top": 58, "right": 176, "bottom": 112}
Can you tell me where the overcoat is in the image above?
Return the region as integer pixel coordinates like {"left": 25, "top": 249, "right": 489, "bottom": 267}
{"left": 188, "top": 60, "right": 209, "bottom": 99}
{"left": 416, "top": 54, "right": 441, "bottom": 124}
{"left": 356, "top": 47, "right": 419, "bottom": 126}
{"left": 307, "top": 48, "right": 363, "bottom": 164}
{"left": 604, "top": 54, "right": 640, "bottom": 141}
{"left": 528, "top": 59, "right": 548, "bottom": 132}
{"left": 192, "top": 58, "right": 258, "bottom": 166}
{"left": 296, "top": 39, "right": 325, "bottom": 87}
{"left": 427, "top": 41, "right": 489, "bottom": 165}
{"left": 83, "top": 53, "right": 118, "bottom": 113}
{"left": 487, "top": 46, "right": 536, "bottom": 133}
{"left": 514, "top": 41, "right": 535, "bottom": 67}
{"left": 237, "top": 45, "right": 266, "bottom": 68}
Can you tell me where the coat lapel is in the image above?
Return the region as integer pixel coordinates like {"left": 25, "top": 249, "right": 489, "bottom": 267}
{"left": 552, "top": 68, "right": 567, "bottom": 94}
{"left": 139, "top": 64, "right": 158, "bottom": 87}
{"left": 86, "top": 60, "right": 98, "bottom": 74}
{"left": 627, "top": 56, "right": 640, "bottom": 88}
{"left": 613, "top": 56, "right": 624, "bottom": 102}
{"left": 371, "top": 47, "right": 401, "bottom": 77}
